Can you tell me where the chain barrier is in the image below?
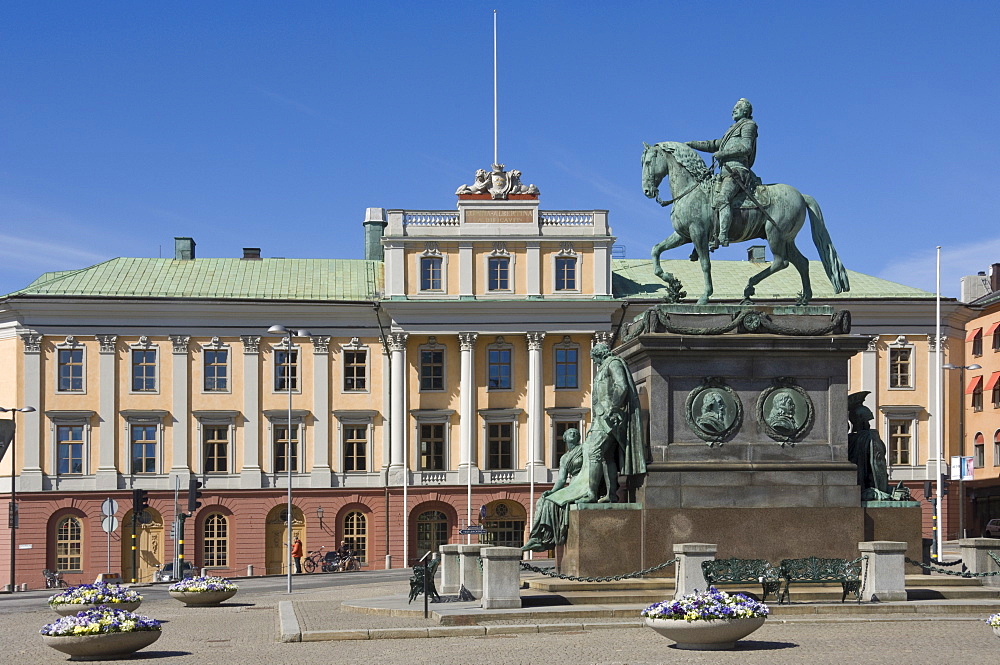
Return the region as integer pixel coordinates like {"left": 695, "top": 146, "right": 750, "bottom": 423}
{"left": 904, "top": 556, "right": 1000, "bottom": 577}
{"left": 928, "top": 557, "right": 963, "bottom": 567}
{"left": 518, "top": 557, "right": 678, "bottom": 583}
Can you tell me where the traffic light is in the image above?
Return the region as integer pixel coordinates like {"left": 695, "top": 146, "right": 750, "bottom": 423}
{"left": 132, "top": 488, "right": 149, "bottom": 513}
{"left": 941, "top": 474, "right": 950, "bottom": 496}
{"left": 187, "top": 478, "right": 203, "bottom": 513}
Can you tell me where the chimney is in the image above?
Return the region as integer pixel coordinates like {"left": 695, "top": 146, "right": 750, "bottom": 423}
{"left": 174, "top": 237, "right": 196, "bottom": 260}
{"left": 242, "top": 248, "right": 262, "bottom": 260}
{"left": 991, "top": 264, "right": 1000, "bottom": 292}
{"left": 747, "top": 245, "right": 766, "bottom": 262}
{"left": 363, "top": 208, "right": 387, "bottom": 261}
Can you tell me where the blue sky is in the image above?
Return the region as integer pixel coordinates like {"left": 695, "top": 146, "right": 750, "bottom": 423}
{"left": 1, "top": 1, "right": 997, "bottom": 297}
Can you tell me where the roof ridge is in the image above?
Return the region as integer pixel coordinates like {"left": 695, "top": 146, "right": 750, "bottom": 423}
{"left": 3, "top": 256, "right": 123, "bottom": 297}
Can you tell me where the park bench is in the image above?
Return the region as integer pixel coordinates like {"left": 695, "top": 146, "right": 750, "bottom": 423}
{"left": 779, "top": 556, "right": 861, "bottom": 604}
{"left": 701, "top": 557, "right": 781, "bottom": 602}
{"left": 408, "top": 557, "right": 441, "bottom": 603}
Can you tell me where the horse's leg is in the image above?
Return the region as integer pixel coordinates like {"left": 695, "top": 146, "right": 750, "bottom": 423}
{"left": 786, "top": 242, "right": 812, "bottom": 305}
{"left": 743, "top": 231, "right": 791, "bottom": 303}
{"left": 651, "top": 232, "right": 688, "bottom": 280}
{"left": 689, "top": 227, "right": 714, "bottom": 305}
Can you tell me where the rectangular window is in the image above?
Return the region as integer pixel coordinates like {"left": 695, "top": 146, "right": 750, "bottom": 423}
{"left": 889, "top": 348, "right": 911, "bottom": 388}
{"left": 204, "top": 350, "right": 229, "bottom": 392}
{"left": 993, "top": 383, "right": 1000, "bottom": 409}
{"left": 555, "top": 257, "right": 577, "bottom": 291}
{"left": 343, "top": 350, "right": 367, "bottom": 391}
{"left": 131, "top": 425, "right": 157, "bottom": 474}
{"left": 203, "top": 426, "right": 229, "bottom": 474}
{"left": 488, "top": 348, "right": 511, "bottom": 390}
{"left": 994, "top": 327, "right": 1000, "bottom": 352}
{"left": 420, "top": 349, "right": 445, "bottom": 391}
{"left": 343, "top": 425, "right": 367, "bottom": 472}
{"left": 973, "top": 335, "right": 984, "bottom": 357}
{"left": 420, "top": 256, "right": 442, "bottom": 291}
{"left": 274, "top": 424, "right": 299, "bottom": 473}
{"left": 973, "top": 385, "right": 984, "bottom": 412}
{"left": 274, "top": 349, "right": 298, "bottom": 391}
{"left": 975, "top": 443, "right": 985, "bottom": 468}
{"left": 553, "top": 420, "right": 579, "bottom": 461}
{"left": 419, "top": 423, "right": 446, "bottom": 470}
{"left": 58, "top": 349, "right": 84, "bottom": 392}
{"left": 888, "top": 419, "right": 911, "bottom": 466}
{"left": 487, "top": 422, "right": 513, "bottom": 469}
{"left": 994, "top": 437, "right": 1000, "bottom": 467}
{"left": 131, "top": 349, "right": 157, "bottom": 392}
{"left": 488, "top": 257, "right": 510, "bottom": 291}
{"left": 555, "top": 348, "right": 579, "bottom": 389}
{"left": 57, "top": 425, "right": 84, "bottom": 475}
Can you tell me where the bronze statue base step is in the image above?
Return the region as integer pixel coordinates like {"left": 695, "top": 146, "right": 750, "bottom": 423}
{"left": 622, "top": 303, "right": 851, "bottom": 339}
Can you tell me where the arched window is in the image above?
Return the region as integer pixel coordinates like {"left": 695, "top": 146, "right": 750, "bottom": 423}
{"left": 993, "top": 430, "right": 1000, "bottom": 468}
{"left": 975, "top": 433, "right": 986, "bottom": 469}
{"left": 203, "top": 514, "right": 228, "bottom": 567}
{"left": 481, "top": 501, "right": 526, "bottom": 548}
{"left": 343, "top": 511, "right": 367, "bottom": 564}
{"left": 56, "top": 516, "right": 83, "bottom": 571}
{"left": 415, "top": 510, "right": 448, "bottom": 562}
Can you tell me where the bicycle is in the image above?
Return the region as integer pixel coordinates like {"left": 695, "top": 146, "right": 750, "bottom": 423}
{"left": 337, "top": 552, "right": 361, "bottom": 572}
{"left": 42, "top": 569, "right": 66, "bottom": 589}
{"left": 303, "top": 546, "right": 342, "bottom": 573}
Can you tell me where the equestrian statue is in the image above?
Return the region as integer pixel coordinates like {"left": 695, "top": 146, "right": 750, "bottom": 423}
{"left": 641, "top": 98, "right": 850, "bottom": 305}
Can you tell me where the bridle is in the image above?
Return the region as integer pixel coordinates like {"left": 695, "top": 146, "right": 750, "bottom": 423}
{"left": 644, "top": 144, "right": 703, "bottom": 208}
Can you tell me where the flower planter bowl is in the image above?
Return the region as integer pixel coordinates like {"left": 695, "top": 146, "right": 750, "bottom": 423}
{"left": 993, "top": 625, "right": 1000, "bottom": 639}
{"left": 41, "top": 630, "right": 161, "bottom": 660}
{"left": 50, "top": 601, "right": 141, "bottom": 617}
{"left": 168, "top": 588, "right": 238, "bottom": 607}
{"left": 644, "top": 616, "right": 766, "bottom": 650}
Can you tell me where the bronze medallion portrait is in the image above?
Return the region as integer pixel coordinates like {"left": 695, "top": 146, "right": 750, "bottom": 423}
{"left": 685, "top": 378, "right": 743, "bottom": 444}
{"left": 756, "top": 379, "right": 814, "bottom": 444}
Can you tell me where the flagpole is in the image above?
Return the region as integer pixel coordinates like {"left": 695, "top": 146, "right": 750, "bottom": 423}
{"left": 493, "top": 9, "right": 498, "bottom": 166}
{"left": 935, "top": 246, "right": 943, "bottom": 562}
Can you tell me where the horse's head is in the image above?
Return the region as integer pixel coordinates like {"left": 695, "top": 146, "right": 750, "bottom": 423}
{"left": 641, "top": 142, "right": 668, "bottom": 200}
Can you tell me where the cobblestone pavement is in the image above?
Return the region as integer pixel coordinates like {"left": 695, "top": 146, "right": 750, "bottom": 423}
{"left": 9, "top": 580, "right": 999, "bottom": 665}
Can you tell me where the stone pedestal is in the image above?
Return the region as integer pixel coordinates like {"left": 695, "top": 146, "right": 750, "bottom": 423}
{"left": 439, "top": 544, "right": 461, "bottom": 595}
{"left": 863, "top": 501, "right": 923, "bottom": 571}
{"left": 560, "top": 504, "right": 642, "bottom": 578}
{"left": 458, "top": 544, "right": 485, "bottom": 598}
{"left": 958, "top": 538, "right": 1000, "bottom": 587}
{"left": 673, "top": 543, "right": 716, "bottom": 598}
{"left": 859, "top": 541, "right": 907, "bottom": 601}
{"left": 480, "top": 546, "right": 522, "bottom": 609}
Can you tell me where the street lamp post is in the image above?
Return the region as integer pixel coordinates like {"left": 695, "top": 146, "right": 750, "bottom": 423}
{"left": 2, "top": 405, "right": 36, "bottom": 593}
{"left": 943, "top": 363, "right": 982, "bottom": 539}
{"left": 267, "top": 325, "right": 311, "bottom": 595}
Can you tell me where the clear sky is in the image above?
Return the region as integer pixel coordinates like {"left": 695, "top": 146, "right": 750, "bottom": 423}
{"left": 1, "top": 1, "right": 997, "bottom": 298}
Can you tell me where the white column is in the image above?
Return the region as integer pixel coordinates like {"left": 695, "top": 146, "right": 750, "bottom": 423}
{"left": 458, "top": 332, "right": 478, "bottom": 482}
{"left": 240, "top": 336, "right": 264, "bottom": 489}
{"left": 168, "top": 335, "right": 190, "bottom": 486}
{"left": 387, "top": 333, "right": 408, "bottom": 484}
{"left": 310, "top": 336, "right": 333, "bottom": 486}
{"left": 95, "top": 334, "right": 119, "bottom": 490}
{"left": 526, "top": 332, "right": 546, "bottom": 481}
{"left": 18, "top": 333, "right": 44, "bottom": 491}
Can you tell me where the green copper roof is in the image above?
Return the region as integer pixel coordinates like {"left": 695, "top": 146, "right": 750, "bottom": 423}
{"left": 612, "top": 259, "right": 934, "bottom": 300}
{"left": 6, "top": 258, "right": 382, "bottom": 301}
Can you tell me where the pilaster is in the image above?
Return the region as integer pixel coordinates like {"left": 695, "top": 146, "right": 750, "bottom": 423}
{"left": 458, "top": 332, "right": 479, "bottom": 484}
{"left": 18, "top": 332, "right": 44, "bottom": 491}
{"left": 526, "top": 332, "right": 546, "bottom": 481}
{"left": 310, "top": 336, "right": 333, "bottom": 487}
{"left": 95, "top": 334, "right": 120, "bottom": 490}
{"left": 168, "top": 335, "right": 191, "bottom": 486}
{"left": 387, "top": 333, "right": 408, "bottom": 485}
{"left": 240, "top": 335, "right": 264, "bottom": 488}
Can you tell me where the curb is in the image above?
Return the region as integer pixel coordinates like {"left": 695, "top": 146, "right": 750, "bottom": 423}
{"left": 278, "top": 601, "right": 301, "bottom": 643}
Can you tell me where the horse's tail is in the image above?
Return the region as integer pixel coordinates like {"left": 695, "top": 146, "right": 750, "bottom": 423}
{"left": 804, "top": 194, "right": 850, "bottom": 294}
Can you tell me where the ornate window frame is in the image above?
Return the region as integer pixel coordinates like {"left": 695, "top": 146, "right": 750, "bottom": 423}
{"left": 54, "top": 336, "right": 87, "bottom": 394}
{"left": 129, "top": 337, "right": 160, "bottom": 395}
{"left": 545, "top": 407, "right": 588, "bottom": 467}
{"left": 264, "top": 409, "right": 310, "bottom": 477}
{"left": 486, "top": 336, "right": 514, "bottom": 392}
{"left": 553, "top": 336, "right": 581, "bottom": 390}
{"left": 418, "top": 337, "right": 446, "bottom": 393}
{"left": 880, "top": 405, "right": 921, "bottom": 469}
{"left": 552, "top": 244, "right": 580, "bottom": 293}
{"left": 484, "top": 243, "right": 515, "bottom": 294}
{"left": 341, "top": 339, "right": 370, "bottom": 394}
{"left": 418, "top": 243, "right": 447, "bottom": 294}
{"left": 479, "top": 408, "right": 522, "bottom": 471}
{"left": 333, "top": 410, "right": 377, "bottom": 473}
{"left": 271, "top": 338, "right": 302, "bottom": 395}
{"left": 411, "top": 409, "right": 454, "bottom": 472}
{"left": 192, "top": 411, "right": 240, "bottom": 476}
{"left": 47, "top": 410, "right": 95, "bottom": 479}
{"left": 121, "top": 409, "right": 168, "bottom": 477}
{"left": 201, "top": 337, "right": 232, "bottom": 394}
{"left": 886, "top": 336, "right": 915, "bottom": 391}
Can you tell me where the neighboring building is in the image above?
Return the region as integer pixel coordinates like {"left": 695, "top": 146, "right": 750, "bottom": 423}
{"left": 958, "top": 263, "right": 1000, "bottom": 536}
{"left": 0, "top": 167, "right": 975, "bottom": 586}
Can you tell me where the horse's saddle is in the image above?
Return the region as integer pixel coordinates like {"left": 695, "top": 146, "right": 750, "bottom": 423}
{"left": 714, "top": 172, "right": 771, "bottom": 208}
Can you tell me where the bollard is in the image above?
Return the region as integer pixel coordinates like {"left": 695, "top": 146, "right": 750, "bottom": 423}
{"left": 457, "top": 544, "right": 486, "bottom": 598}
{"left": 673, "top": 543, "right": 717, "bottom": 599}
{"left": 439, "top": 544, "right": 461, "bottom": 595}
{"left": 480, "top": 547, "right": 522, "bottom": 609}
{"left": 958, "top": 538, "right": 1000, "bottom": 587}
{"left": 20, "top": 583, "right": 28, "bottom": 592}
{"left": 247, "top": 565, "right": 254, "bottom": 577}
{"left": 859, "top": 541, "right": 907, "bottom": 601}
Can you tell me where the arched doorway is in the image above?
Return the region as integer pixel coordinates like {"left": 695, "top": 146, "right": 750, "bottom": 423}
{"left": 481, "top": 500, "right": 526, "bottom": 548}
{"left": 122, "top": 508, "right": 165, "bottom": 583}
{"left": 414, "top": 510, "right": 449, "bottom": 563}
{"left": 265, "top": 505, "right": 305, "bottom": 574}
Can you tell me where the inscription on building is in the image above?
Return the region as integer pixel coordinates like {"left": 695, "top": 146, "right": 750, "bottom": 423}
{"left": 465, "top": 209, "right": 533, "bottom": 224}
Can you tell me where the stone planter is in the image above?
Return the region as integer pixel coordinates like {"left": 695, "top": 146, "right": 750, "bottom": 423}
{"left": 50, "top": 601, "right": 142, "bottom": 617}
{"left": 643, "top": 616, "right": 766, "bottom": 650}
{"left": 993, "top": 625, "right": 1000, "bottom": 639}
{"left": 168, "top": 588, "right": 238, "bottom": 606}
{"left": 41, "top": 630, "right": 161, "bottom": 660}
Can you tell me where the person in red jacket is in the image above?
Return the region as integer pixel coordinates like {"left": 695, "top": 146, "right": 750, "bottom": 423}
{"left": 291, "top": 537, "right": 303, "bottom": 574}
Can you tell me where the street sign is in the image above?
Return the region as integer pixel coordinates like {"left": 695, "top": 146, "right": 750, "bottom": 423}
{"left": 459, "top": 528, "right": 486, "bottom": 535}
{"left": 101, "top": 498, "right": 119, "bottom": 517}
{"left": 101, "top": 516, "right": 119, "bottom": 533}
